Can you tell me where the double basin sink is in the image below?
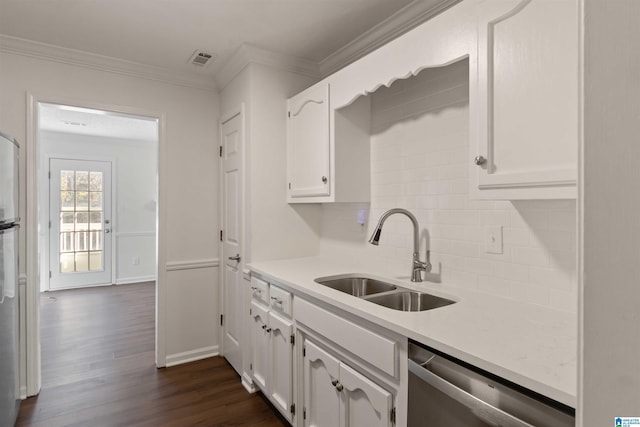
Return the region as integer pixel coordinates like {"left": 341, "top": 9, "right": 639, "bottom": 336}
{"left": 314, "top": 274, "right": 455, "bottom": 312}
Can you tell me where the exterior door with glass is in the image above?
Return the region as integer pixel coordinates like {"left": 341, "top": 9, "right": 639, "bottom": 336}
{"left": 49, "top": 158, "right": 112, "bottom": 289}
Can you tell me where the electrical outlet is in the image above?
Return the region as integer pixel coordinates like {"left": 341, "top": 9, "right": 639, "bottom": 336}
{"left": 485, "top": 226, "right": 503, "bottom": 254}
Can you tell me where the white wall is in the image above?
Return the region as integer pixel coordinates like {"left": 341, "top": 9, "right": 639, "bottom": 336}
{"left": 0, "top": 49, "right": 220, "bottom": 369}
{"left": 580, "top": 0, "right": 640, "bottom": 424}
{"left": 319, "top": 60, "right": 577, "bottom": 313}
{"left": 220, "top": 62, "right": 322, "bottom": 266}
{"left": 39, "top": 130, "right": 157, "bottom": 287}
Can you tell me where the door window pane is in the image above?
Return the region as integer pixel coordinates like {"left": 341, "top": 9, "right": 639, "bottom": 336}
{"left": 61, "top": 191, "right": 74, "bottom": 211}
{"left": 89, "top": 212, "right": 103, "bottom": 231}
{"left": 89, "top": 172, "right": 102, "bottom": 191}
{"left": 76, "top": 171, "right": 89, "bottom": 191}
{"left": 89, "top": 251, "right": 103, "bottom": 271}
{"left": 75, "top": 212, "right": 89, "bottom": 231}
{"left": 60, "top": 253, "right": 75, "bottom": 273}
{"left": 90, "top": 192, "right": 102, "bottom": 210}
{"left": 57, "top": 167, "right": 106, "bottom": 274}
{"left": 76, "top": 191, "right": 89, "bottom": 210}
{"left": 61, "top": 170, "right": 75, "bottom": 190}
{"left": 75, "top": 252, "right": 89, "bottom": 272}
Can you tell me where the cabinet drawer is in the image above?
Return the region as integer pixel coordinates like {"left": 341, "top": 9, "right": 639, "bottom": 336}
{"left": 269, "top": 285, "right": 292, "bottom": 317}
{"left": 251, "top": 276, "right": 269, "bottom": 304}
{"left": 295, "top": 298, "right": 397, "bottom": 377}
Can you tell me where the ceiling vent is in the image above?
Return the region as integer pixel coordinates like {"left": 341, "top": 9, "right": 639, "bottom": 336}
{"left": 188, "top": 50, "right": 215, "bottom": 67}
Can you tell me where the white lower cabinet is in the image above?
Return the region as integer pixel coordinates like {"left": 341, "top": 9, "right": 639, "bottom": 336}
{"left": 250, "top": 298, "right": 295, "bottom": 422}
{"left": 303, "top": 339, "right": 393, "bottom": 427}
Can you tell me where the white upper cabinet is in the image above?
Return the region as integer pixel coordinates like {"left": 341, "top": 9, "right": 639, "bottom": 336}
{"left": 287, "top": 83, "right": 331, "bottom": 200}
{"left": 286, "top": 0, "right": 578, "bottom": 202}
{"left": 287, "top": 82, "right": 371, "bottom": 204}
{"left": 470, "top": 0, "right": 579, "bottom": 199}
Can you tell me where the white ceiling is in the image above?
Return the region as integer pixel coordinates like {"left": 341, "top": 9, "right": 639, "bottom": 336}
{"left": 0, "top": 0, "right": 418, "bottom": 77}
{"left": 2, "top": 0, "right": 455, "bottom": 141}
{"left": 39, "top": 103, "right": 158, "bottom": 142}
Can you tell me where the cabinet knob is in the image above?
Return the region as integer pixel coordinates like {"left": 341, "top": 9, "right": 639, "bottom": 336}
{"left": 265, "top": 327, "right": 272, "bottom": 333}
{"left": 335, "top": 383, "right": 343, "bottom": 392}
{"left": 331, "top": 379, "right": 338, "bottom": 386}
{"left": 321, "top": 176, "right": 328, "bottom": 184}
{"left": 474, "top": 155, "right": 487, "bottom": 166}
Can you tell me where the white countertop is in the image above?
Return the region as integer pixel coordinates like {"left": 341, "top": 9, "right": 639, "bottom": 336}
{"left": 249, "top": 255, "right": 577, "bottom": 408}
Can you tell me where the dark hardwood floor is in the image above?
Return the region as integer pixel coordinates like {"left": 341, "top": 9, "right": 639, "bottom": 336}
{"left": 16, "top": 282, "right": 288, "bottom": 427}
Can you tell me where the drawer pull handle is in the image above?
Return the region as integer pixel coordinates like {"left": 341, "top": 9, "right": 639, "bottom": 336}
{"left": 270, "top": 297, "right": 283, "bottom": 305}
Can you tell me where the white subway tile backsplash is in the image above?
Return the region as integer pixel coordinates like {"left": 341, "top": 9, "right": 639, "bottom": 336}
{"left": 318, "top": 61, "right": 577, "bottom": 313}
{"left": 530, "top": 230, "right": 574, "bottom": 252}
{"left": 512, "top": 247, "right": 550, "bottom": 267}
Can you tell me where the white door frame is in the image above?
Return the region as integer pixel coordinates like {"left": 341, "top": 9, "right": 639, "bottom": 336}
{"left": 218, "top": 104, "right": 250, "bottom": 383}
{"left": 44, "top": 155, "right": 117, "bottom": 290}
{"left": 25, "top": 93, "right": 167, "bottom": 396}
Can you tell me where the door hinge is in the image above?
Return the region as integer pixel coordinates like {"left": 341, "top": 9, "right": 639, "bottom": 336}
{"left": 220, "top": 314, "right": 224, "bottom": 326}
{"left": 250, "top": 363, "right": 253, "bottom": 371}
{"left": 288, "top": 111, "right": 291, "bottom": 118}
{"left": 290, "top": 334, "right": 295, "bottom": 346}
{"left": 303, "top": 407, "right": 306, "bottom": 420}
{"left": 48, "top": 171, "right": 51, "bottom": 179}
{"left": 220, "top": 230, "right": 223, "bottom": 242}
{"left": 219, "top": 146, "right": 223, "bottom": 157}
{"left": 48, "top": 220, "right": 51, "bottom": 229}
{"left": 249, "top": 308, "right": 252, "bottom": 316}
{"left": 391, "top": 407, "right": 396, "bottom": 424}
{"left": 288, "top": 182, "right": 291, "bottom": 190}
{"left": 302, "top": 346, "right": 306, "bottom": 357}
{"left": 290, "top": 403, "right": 295, "bottom": 415}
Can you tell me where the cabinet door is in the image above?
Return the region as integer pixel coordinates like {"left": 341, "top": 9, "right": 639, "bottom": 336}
{"left": 472, "top": 0, "right": 578, "bottom": 199}
{"left": 339, "top": 363, "right": 393, "bottom": 427}
{"left": 268, "top": 311, "right": 293, "bottom": 422}
{"left": 303, "top": 340, "right": 341, "bottom": 427}
{"left": 287, "top": 83, "right": 330, "bottom": 199}
{"left": 250, "top": 300, "right": 270, "bottom": 391}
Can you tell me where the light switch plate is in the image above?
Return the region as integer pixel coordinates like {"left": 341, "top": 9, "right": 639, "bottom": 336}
{"left": 485, "top": 226, "right": 503, "bottom": 254}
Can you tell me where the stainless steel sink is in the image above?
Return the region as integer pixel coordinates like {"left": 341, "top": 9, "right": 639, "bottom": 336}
{"left": 314, "top": 275, "right": 397, "bottom": 296}
{"left": 365, "top": 291, "right": 455, "bottom": 312}
{"left": 315, "top": 274, "right": 456, "bottom": 312}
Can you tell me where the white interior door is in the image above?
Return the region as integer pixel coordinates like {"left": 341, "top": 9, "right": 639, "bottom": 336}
{"left": 221, "top": 112, "right": 243, "bottom": 374}
{"left": 49, "top": 158, "right": 112, "bottom": 289}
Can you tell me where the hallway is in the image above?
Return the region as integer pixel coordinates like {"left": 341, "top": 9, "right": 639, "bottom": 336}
{"left": 16, "top": 282, "right": 287, "bottom": 426}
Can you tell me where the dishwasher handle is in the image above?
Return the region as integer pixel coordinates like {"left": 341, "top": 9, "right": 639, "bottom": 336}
{"left": 408, "top": 359, "right": 535, "bottom": 427}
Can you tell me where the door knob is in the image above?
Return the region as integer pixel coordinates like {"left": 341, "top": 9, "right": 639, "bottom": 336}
{"left": 474, "top": 155, "right": 487, "bottom": 166}
{"left": 228, "top": 254, "right": 241, "bottom": 262}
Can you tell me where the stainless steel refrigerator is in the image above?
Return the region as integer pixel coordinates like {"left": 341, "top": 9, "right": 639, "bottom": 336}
{"left": 0, "top": 130, "right": 20, "bottom": 427}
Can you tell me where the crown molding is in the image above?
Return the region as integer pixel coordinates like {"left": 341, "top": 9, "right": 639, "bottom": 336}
{"left": 319, "top": 0, "right": 463, "bottom": 77}
{"left": 0, "top": 34, "right": 218, "bottom": 91}
{"left": 214, "top": 43, "right": 321, "bottom": 90}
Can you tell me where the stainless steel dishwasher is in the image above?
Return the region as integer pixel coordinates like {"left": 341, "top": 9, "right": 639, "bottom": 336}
{"left": 408, "top": 340, "right": 575, "bottom": 426}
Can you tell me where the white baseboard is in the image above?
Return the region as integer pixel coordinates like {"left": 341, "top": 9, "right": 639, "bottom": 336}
{"left": 242, "top": 372, "right": 257, "bottom": 394}
{"left": 115, "top": 275, "right": 156, "bottom": 285}
{"left": 20, "top": 385, "right": 27, "bottom": 400}
{"left": 165, "top": 345, "right": 219, "bottom": 367}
